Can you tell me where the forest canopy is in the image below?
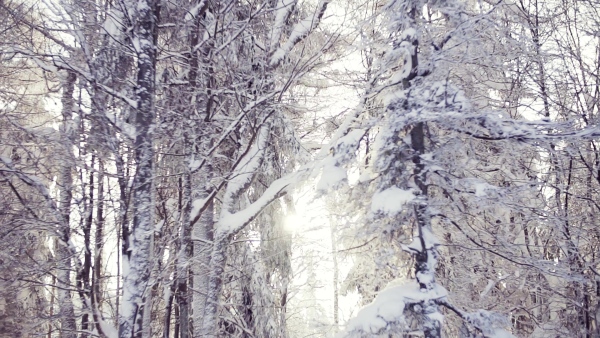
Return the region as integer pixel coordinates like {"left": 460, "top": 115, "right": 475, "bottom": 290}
{"left": 1, "top": 0, "right": 600, "bottom": 337}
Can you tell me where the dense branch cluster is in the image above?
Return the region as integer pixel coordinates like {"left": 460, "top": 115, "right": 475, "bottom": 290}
{"left": 1, "top": 0, "right": 600, "bottom": 337}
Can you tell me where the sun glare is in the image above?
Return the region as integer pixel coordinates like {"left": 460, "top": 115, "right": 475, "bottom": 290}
{"left": 284, "top": 212, "right": 305, "bottom": 233}
{"left": 283, "top": 186, "right": 329, "bottom": 235}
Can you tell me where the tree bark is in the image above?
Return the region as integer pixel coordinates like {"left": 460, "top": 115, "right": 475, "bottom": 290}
{"left": 176, "top": 172, "right": 192, "bottom": 338}
{"left": 201, "top": 236, "right": 228, "bottom": 337}
{"left": 192, "top": 188, "right": 213, "bottom": 337}
{"left": 403, "top": 4, "right": 441, "bottom": 336}
{"left": 57, "top": 70, "right": 77, "bottom": 338}
{"left": 93, "top": 160, "right": 104, "bottom": 313}
{"left": 119, "top": 0, "right": 160, "bottom": 337}
{"left": 80, "top": 155, "right": 94, "bottom": 338}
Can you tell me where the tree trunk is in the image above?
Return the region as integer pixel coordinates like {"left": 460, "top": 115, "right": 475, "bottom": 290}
{"left": 80, "top": 155, "right": 94, "bottom": 338}
{"left": 176, "top": 172, "right": 192, "bottom": 338}
{"left": 192, "top": 170, "right": 214, "bottom": 337}
{"left": 93, "top": 160, "right": 104, "bottom": 312}
{"left": 57, "top": 70, "right": 77, "bottom": 338}
{"left": 330, "top": 215, "right": 339, "bottom": 330}
{"left": 120, "top": 0, "right": 159, "bottom": 336}
{"left": 404, "top": 5, "right": 440, "bottom": 336}
{"left": 201, "top": 236, "right": 228, "bottom": 337}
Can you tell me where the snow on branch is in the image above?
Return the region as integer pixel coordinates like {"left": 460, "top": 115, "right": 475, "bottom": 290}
{"left": 370, "top": 187, "right": 415, "bottom": 216}
{"left": 216, "top": 169, "right": 305, "bottom": 237}
{"left": 438, "top": 300, "right": 516, "bottom": 338}
{"left": 269, "top": 0, "right": 330, "bottom": 67}
{"left": 382, "top": 79, "right": 600, "bottom": 143}
{"left": 184, "top": 0, "right": 206, "bottom": 21}
{"left": 316, "top": 128, "right": 366, "bottom": 192}
{"left": 338, "top": 279, "right": 448, "bottom": 337}
{"left": 189, "top": 92, "right": 279, "bottom": 174}
{"left": 214, "top": 116, "right": 311, "bottom": 236}
{"left": 220, "top": 123, "right": 272, "bottom": 214}
{"left": 463, "top": 310, "right": 516, "bottom": 338}
{"left": 270, "top": 0, "right": 297, "bottom": 50}
{"left": 337, "top": 277, "right": 515, "bottom": 338}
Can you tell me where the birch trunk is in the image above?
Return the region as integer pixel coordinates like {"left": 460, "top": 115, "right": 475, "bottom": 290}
{"left": 80, "top": 155, "right": 94, "bottom": 338}
{"left": 57, "top": 70, "right": 77, "bottom": 338}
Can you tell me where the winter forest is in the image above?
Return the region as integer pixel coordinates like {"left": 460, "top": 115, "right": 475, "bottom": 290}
{"left": 3, "top": 0, "right": 600, "bottom": 336}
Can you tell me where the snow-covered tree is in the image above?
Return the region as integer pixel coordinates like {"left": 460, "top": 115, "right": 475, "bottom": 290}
{"left": 4, "top": 0, "right": 600, "bottom": 336}
{"left": 320, "top": 0, "right": 565, "bottom": 336}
